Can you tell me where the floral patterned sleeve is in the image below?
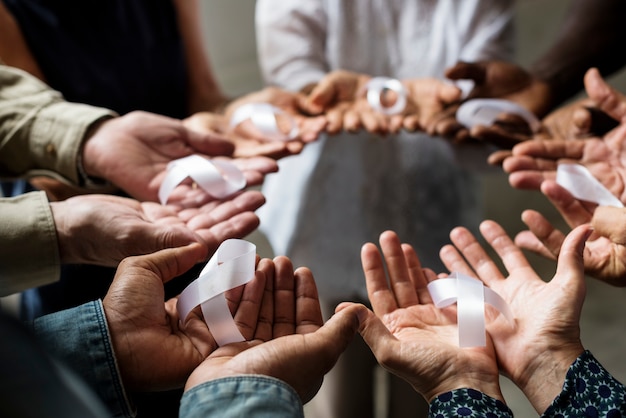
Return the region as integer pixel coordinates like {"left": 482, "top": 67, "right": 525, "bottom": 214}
{"left": 429, "top": 388, "right": 513, "bottom": 417}
{"left": 542, "top": 351, "right": 626, "bottom": 417}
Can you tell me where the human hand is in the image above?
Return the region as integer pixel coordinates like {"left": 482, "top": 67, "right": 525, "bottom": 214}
{"left": 225, "top": 87, "right": 327, "bottom": 151}
{"left": 185, "top": 110, "right": 304, "bottom": 160}
{"left": 50, "top": 191, "right": 265, "bottom": 266}
{"left": 446, "top": 60, "right": 550, "bottom": 148}
{"left": 343, "top": 230, "right": 502, "bottom": 403}
{"left": 439, "top": 220, "right": 589, "bottom": 413}
{"left": 185, "top": 256, "right": 362, "bottom": 403}
{"left": 102, "top": 243, "right": 269, "bottom": 391}
{"left": 513, "top": 180, "right": 626, "bottom": 285}
{"left": 399, "top": 78, "right": 463, "bottom": 136}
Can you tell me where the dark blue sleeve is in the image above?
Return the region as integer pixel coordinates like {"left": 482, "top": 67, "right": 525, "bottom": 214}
{"left": 542, "top": 350, "right": 626, "bottom": 417}
{"left": 429, "top": 388, "right": 513, "bottom": 417}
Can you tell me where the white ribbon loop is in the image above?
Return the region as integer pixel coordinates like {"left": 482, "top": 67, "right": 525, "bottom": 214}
{"left": 556, "top": 164, "right": 624, "bottom": 208}
{"left": 456, "top": 99, "right": 541, "bottom": 133}
{"left": 177, "top": 239, "right": 257, "bottom": 346}
{"left": 365, "top": 77, "right": 408, "bottom": 115}
{"left": 229, "top": 102, "right": 299, "bottom": 141}
{"left": 427, "top": 272, "right": 513, "bottom": 347}
{"left": 158, "top": 155, "right": 246, "bottom": 205}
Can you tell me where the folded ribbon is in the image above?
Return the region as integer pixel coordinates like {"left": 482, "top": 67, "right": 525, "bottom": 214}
{"left": 456, "top": 98, "right": 541, "bottom": 133}
{"left": 158, "top": 155, "right": 246, "bottom": 205}
{"left": 177, "top": 239, "right": 257, "bottom": 346}
{"left": 365, "top": 77, "right": 408, "bottom": 115}
{"left": 229, "top": 102, "right": 299, "bottom": 141}
{"left": 427, "top": 272, "right": 513, "bottom": 347}
{"left": 556, "top": 164, "right": 623, "bottom": 208}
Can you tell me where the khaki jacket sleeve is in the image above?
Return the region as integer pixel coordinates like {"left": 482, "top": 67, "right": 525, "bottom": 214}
{"left": 0, "top": 191, "right": 59, "bottom": 296}
{"left": 0, "top": 65, "right": 116, "bottom": 186}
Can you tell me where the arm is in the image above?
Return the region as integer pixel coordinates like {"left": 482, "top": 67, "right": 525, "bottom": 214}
{"left": 255, "top": 0, "right": 328, "bottom": 90}
{"left": 0, "top": 65, "right": 116, "bottom": 186}
{"left": 172, "top": 0, "right": 228, "bottom": 113}
{"left": 530, "top": 0, "right": 626, "bottom": 112}
{"left": 0, "top": 1, "right": 44, "bottom": 79}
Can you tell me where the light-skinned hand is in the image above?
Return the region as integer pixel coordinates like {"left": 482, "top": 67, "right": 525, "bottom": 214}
{"left": 513, "top": 180, "right": 626, "bottom": 286}
{"left": 439, "top": 220, "right": 590, "bottom": 413}
{"left": 339, "top": 230, "right": 503, "bottom": 403}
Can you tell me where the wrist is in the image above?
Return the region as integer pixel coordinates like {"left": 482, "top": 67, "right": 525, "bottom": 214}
{"left": 49, "top": 200, "right": 72, "bottom": 264}
{"left": 426, "top": 371, "right": 504, "bottom": 404}
{"left": 516, "top": 344, "right": 585, "bottom": 413}
{"left": 80, "top": 118, "right": 112, "bottom": 182}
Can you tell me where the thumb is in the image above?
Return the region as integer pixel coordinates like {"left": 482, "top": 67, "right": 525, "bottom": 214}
{"left": 128, "top": 243, "right": 207, "bottom": 285}
{"left": 553, "top": 224, "right": 592, "bottom": 287}
{"left": 584, "top": 67, "right": 626, "bottom": 123}
{"left": 353, "top": 305, "right": 401, "bottom": 363}
{"left": 184, "top": 128, "right": 235, "bottom": 157}
{"left": 591, "top": 206, "right": 626, "bottom": 245}
{"left": 445, "top": 61, "right": 486, "bottom": 84}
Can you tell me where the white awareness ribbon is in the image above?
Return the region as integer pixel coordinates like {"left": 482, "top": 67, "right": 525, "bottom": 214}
{"left": 158, "top": 155, "right": 246, "bottom": 205}
{"left": 229, "top": 102, "right": 299, "bottom": 141}
{"left": 365, "top": 77, "right": 408, "bottom": 115}
{"left": 177, "top": 239, "right": 256, "bottom": 346}
{"left": 456, "top": 98, "right": 541, "bottom": 133}
{"left": 556, "top": 164, "right": 623, "bottom": 207}
{"left": 427, "top": 272, "right": 513, "bottom": 347}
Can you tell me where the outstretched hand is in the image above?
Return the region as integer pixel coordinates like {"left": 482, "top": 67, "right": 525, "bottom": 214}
{"left": 439, "top": 220, "right": 589, "bottom": 413}
{"left": 513, "top": 180, "right": 626, "bottom": 286}
{"left": 341, "top": 230, "right": 502, "bottom": 403}
{"left": 50, "top": 191, "right": 265, "bottom": 267}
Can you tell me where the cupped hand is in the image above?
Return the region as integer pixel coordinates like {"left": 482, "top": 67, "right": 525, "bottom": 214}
{"left": 439, "top": 220, "right": 589, "bottom": 413}
{"left": 348, "top": 230, "right": 502, "bottom": 403}
{"left": 82, "top": 111, "right": 235, "bottom": 202}
{"left": 185, "top": 256, "right": 361, "bottom": 403}
{"left": 102, "top": 243, "right": 269, "bottom": 391}
{"left": 513, "top": 180, "right": 626, "bottom": 285}
{"left": 50, "top": 191, "right": 265, "bottom": 266}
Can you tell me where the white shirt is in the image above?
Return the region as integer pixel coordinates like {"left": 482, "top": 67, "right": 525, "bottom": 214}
{"left": 255, "top": 0, "right": 515, "bottom": 300}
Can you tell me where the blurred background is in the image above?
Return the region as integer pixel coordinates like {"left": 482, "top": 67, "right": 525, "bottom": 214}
{"left": 201, "top": 1, "right": 626, "bottom": 416}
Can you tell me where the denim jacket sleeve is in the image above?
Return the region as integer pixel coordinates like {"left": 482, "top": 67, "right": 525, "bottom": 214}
{"left": 29, "top": 300, "right": 135, "bottom": 417}
{"left": 180, "top": 375, "right": 304, "bottom": 418}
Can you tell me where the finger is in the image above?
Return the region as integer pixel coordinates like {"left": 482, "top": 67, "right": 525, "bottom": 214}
{"left": 540, "top": 180, "right": 594, "bottom": 228}
{"left": 294, "top": 266, "right": 323, "bottom": 334}
{"left": 514, "top": 230, "right": 558, "bottom": 260}
{"left": 479, "top": 220, "right": 532, "bottom": 274}
{"left": 116, "top": 243, "right": 208, "bottom": 286}
{"left": 231, "top": 269, "right": 268, "bottom": 340}
{"left": 448, "top": 224, "right": 506, "bottom": 286}
{"left": 272, "top": 256, "right": 297, "bottom": 337}
{"left": 193, "top": 212, "right": 261, "bottom": 256}
{"left": 584, "top": 67, "right": 626, "bottom": 123}
{"left": 402, "top": 114, "right": 421, "bottom": 132}
{"left": 356, "top": 306, "right": 403, "bottom": 369}
{"left": 361, "top": 242, "right": 397, "bottom": 314}
{"left": 508, "top": 170, "right": 553, "bottom": 190}
{"left": 487, "top": 149, "right": 512, "bottom": 166}
{"left": 185, "top": 191, "right": 265, "bottom": 228}
{"left": 502, "top": 155, "right": 558, "bottom": 174}
{"left": 343, "top": 108, "right": 362, "bottom": 132}
{"left": 439, "top": 243, "right": 477, "bottom": 278}
{"left": 518, "top": 209, "right": 565, "bottom": 259}
{"left": 552, "top": 225, "right": 593, "bottom": 287}
{"left": 511, "top": 139, "right": 585, "bottom": 160}
{"left": 252, "top": 258, "right": 274, "bottom": 341}
{"left": 326, "top": 107, "right": 346, "bottom": 134}
{"left": 401, "top": 243, "right": 433, "bottom": 304}
{"left": 469, "top": 124, "right": 530, "bottom": 149}
{"left": 444, "top": 61, "right": 486, "bottom": 84}
{"left": 591, "top": 206, "right": 626, "bottom": 245}
{"left": 379, "top": 231, "right": 419, "bottom": 308}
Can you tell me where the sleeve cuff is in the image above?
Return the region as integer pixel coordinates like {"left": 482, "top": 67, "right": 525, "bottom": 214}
{"left": 430, "top": 388, "right": 513, "bottom": 417}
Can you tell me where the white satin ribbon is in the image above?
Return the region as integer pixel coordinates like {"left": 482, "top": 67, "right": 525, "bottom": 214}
{"left": 229, "top": 102, "right": 299, "bottom": 141}
{"left": 556, "top": 164, "right": 623, "bottom": 207}
{"left": 158, "top": 155, "right": 246, "bottom": 205}
{"left": 177, "top": 239, "right": 257, "bottom": 346}
{"left": 427, "top": 272, "right": 513, "bottom": 347}
{"left": 456, "top": 98, "right": 541, "bottom": 133}
{"left": 365, "top": 77, "right": 408, "bottom": 115}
